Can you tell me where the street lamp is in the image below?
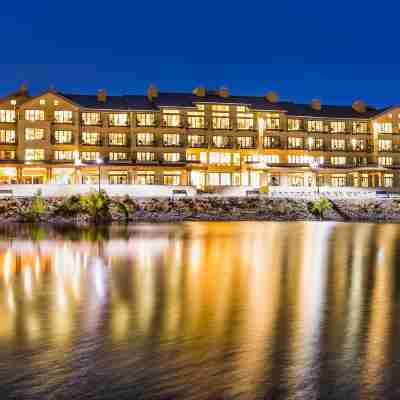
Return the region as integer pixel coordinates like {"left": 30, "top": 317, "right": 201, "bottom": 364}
{"left": 309, "top": 160, "right": 320, "bottom": 195}
{"left": 96, "top": 157, "right": 103, "bottom": 192}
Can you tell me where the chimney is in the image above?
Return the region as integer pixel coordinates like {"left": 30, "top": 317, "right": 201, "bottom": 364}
{"left": 352, "top": 100, "right": 367, "bottom": 113}
{"left": 193, "top": 87, "right": 206, "bottom": 97}
{"left": 97, "top": 89, "right": 107, "bottom": 103}
{"left": 266, "top": 91, "right": 279, "bottom": 103}
{"left": 147, "top": 85, "right": 159, "bottom": 101}
{"left": 311, "top": 99, "right": 321, "bottom": 111}
{"left": 218, "top": 87, "right": 229, "bottom": 98}
{"left": 19, "top": 83, "right": 28, "bottom": 94}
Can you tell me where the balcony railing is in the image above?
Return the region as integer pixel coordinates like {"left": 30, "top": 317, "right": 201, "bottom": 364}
{"left": 136, "top": 140, "right": 157, "bottom": 147}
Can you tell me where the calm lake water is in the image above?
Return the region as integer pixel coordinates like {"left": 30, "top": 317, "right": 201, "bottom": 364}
{"left": 0, "top": 222, "right": 400, "bottom": 400}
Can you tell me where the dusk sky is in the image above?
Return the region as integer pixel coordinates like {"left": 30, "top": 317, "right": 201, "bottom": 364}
{"left": 1, "top": 0, "right": 399, "bottom": 107}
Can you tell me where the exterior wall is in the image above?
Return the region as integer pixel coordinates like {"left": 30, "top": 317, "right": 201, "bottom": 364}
{"left": 0, "top": 89, "right": 398, "bottom": 190}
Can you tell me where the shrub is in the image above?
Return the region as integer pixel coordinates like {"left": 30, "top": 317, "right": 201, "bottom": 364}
{"left": 310, "top": 197, "right": 332, "bottom": 219}
{"left": 112, "top": 201, "right": 130, "bottom": 222}
{"left": 20, "top": 190, "right": 47, "bottom": 222}
{"left": 79, "top": 190, "right": 111, "bottom": 222}
{"left": 54, "top": 195, "right": 83, "bottom": 218}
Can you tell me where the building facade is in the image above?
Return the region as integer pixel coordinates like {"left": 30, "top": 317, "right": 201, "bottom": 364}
{"left": 0, "top": 84, "right": 399, "bottom": 189}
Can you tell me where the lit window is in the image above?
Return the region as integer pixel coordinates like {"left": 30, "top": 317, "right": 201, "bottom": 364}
{"left": 352, "top": 121, "right": 368, "bottom": 133}
{"left": 237, "top": 136, "right": 254, "bottom": 148}
{"left": 82, "top": 112, "right": 101, "bottom": 125}
{"left": 208, "top": 172, "right": 231, "bottom": 186}
{"left": 330, "top": 121, "right": 346, "bottom": 133}
{"left": 330, "top": 156, "right": 346, "bottom": 166}
{"left": 136, "top": 113, "right": 155, "bottom": 127}
{"left": 0, "top": 110, "right": 16, "bottom": 122}
{"left": 163, "top": 174, "right": 181, "bottom": 186}
{"left": 25, "top": 128, "right": 44, "bottom": 141}
{"left": 136, "top": 152, "right": 155, "bottom": 161}
{"left": 307, "top": 137, "right": 324, "bottom": 150}
{"left": 0, "top": 130, "right": 16, "bottom": 144}
{"left": 163, "top": 153, "right": 180, "bottom": 162}
{"left": 81, "top": 132, "right": 101, "bottom": 145}
{"left": 288, "top": 119, "right": 301, "bottom": 131}
{"left": 54, "top": 130, "right": 73, "bottom": 144}
{"left": 10, "top": 99, "right": 16, "bottom": 106}
{"left": 212, "top": 105, "right": 230, "bottom": 112}
{"left": 374, "top": 122, "right": 393, "bottom": 134}
{"left": 383, "top": 174, "right": 393, "bottom": 187}
{"left": 109, "top": 113, "right": 129, "bottom": 126}
{"left": 378, "top": 156, "right": 392, "bottom": 166}
{"left": 39, "top": 99, "right": 46, "bottom": 105}
{"left": 331, "top": 175, "right": 346, "bottom": 187}
{"left": 209, "top": 152, "right": 231, "bottom": 165}
{"left": 212, "top": 136, "right": 231, "bottom": 148}
{"left": 25, "top": 149, "right": 45, "bottom": 161}
{"left": 136, "top": 171, "right": 155, "bottom": 185}
{"left": 109, "top": 152, "right": 128, "bottom": 160}
{"left": 350, "top": 138, "right": 365, "bottom": 151}
{"left": 264, "top": 136, "right": 280, "bottom": 148}
{"left": 265, "top": 113, "right": 280, "bottom": 130}
{"left": 262, "top": 155, "right": 280, "bottom": 164}
{"left": 163, "top": 134, "right": 180, "bottom": 146}
{"left": 237, "top": 113, "right": 254, "bottom": 130}
{"left": 108, "top": 172, "right": 128, "bottom": 184}
{"left": 81, "top": 151, "right": 100, "bottom": 161}
{"left": 307, "top": 120, "right": 324, "bottom": 132}
{"left": 25, "top": 110, "right": 45, "bottom": 121}
{"left": 187, "top": 111, "right": 205, "bottom": 128}
{"left": 136, "top": 133, "right": 154, "bottom": 146}
{"left": 331, "top": 139, "right": 346, "bottom": 150}
{"left": 378, "top": 139, "right": 392, "bottom": 151}
{"left": 162, "top": 109, "right": 181, "bottom": 127}
{"left": 288, "top": 155, "right": 323, "bottom": 165}
{"left": 54, "top": 100, "right": 59, "bottom": 106}
{"left": 54, "top": 150, "right": 74, "bottom": 161}
{"left": 288, "top": 137, "right": 304, "bottom": 149}
{"left": 0, "top": 150, "right": 15, "bottom": 160}
{"left": 188, "top": 135, "right": 206, "bottom": 147}
{"left": 54, "top": 110, "right": 73, "bottom": 123}
{"left": 108, "top": 133, "right": 127, "bottom": 146}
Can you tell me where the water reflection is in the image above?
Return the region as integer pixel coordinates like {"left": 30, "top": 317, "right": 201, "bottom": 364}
{"left": 0, "top": 222, "right": 400, "bottom": 399}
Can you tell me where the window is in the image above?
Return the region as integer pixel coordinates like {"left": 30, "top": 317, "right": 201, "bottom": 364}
{"left": 137, "top": 152, "right": 156, "bottom": 161}
{"left": 39, "top": 99, "right": 46, "bottom": 105}
{"left": 236, "top": 106, "right": 248, "bottom": 112}
{"left": 307, "top": 137, "right": 324, "bottom": 150}
{"left": 288, "top": 137, "right": 304, "bottom": 149}
{"left": 331, "top": 139, "right": 346, "bottom": 151}
{"left": 136, "top": 171, "right": 155, "bottom": 185}
{"left": 331, "top": 175, "right": 346, "bottom": 187}
{"left": 81, "top": 151, "right": 100, "bottom": 161}
{"left": 109, "top": 173, "right": 128, "bottom": 185}
{"left": 208, "top": 172, "right": 231, "bottom": 186}
{"left": 212, "top": 105, "right": 229, "bottom": 112}
{"left": 0, "top": 110, "right": 16, "bottom": 123}
{"left": 82, "top": 132, "right": 101, "bottom": 145}
{"left": 209, "top": 152, "right": 231, "bottom": 165}
{"left": 25, "top": 149, "right": 45, "bottom": 161}
{"left": 330, "top": 121, "right": 346, "bottom": 133}
{"left": 288, "top": 119, "right": 301, "bottom": 131}
{"left": 163, "top": 174, "right": 181, "bottom": 186}
{"left": 108, "top": 133, "right": 127, "bottom": 146}
{"left": 25, "top": 128, "right": 44, "bottom": 141}
{"left": 237, "top": 136, "right": 254, "bottom": 148}
{"left": 350, "top": 138, "right": 365, "bottom": 151}
{"left": 162, "top": 109, "right": 181, "bottom": 127}
{"left": 288, "top": 155, "right": 323, "bottom": 165}
{"left": 54, "top": 150, "right": 74, "bottom": 161}
{"left": 0, "top": 150, "right": 15, "bottom": 160}
{"left": 352, "top": 157, "right": 367, "bottom": 167}
{"left": 109, "top": 152, "right": 128, "bottom": 161}
{"left": 262, "top": 155, "right": 280, "bottom": 164}
{"left": 109, "top": 113, "right": 129, "bottom": 126}
{"left": 374, "top": 122, "right": 393, "bottom": 134}
{"left": 54, "top": 110, "right": 73, "bottom": 123}
{"left": 136, "top": 133, "right": 154, "bottom": 146}
{"left": 54, "top": 130, "right": 73, "bottom": 144}
{"left": 188, "top": 135, "right": 206, "bottom": 147}
{"left": 378, "top": 139, "right": 392, "bottom": 151}
{"left": 163, "top": 133, "right": 180, "bottom": 146}
{"left": 237, "top": 113, "right": 254, "bottom": 130}
{"left": 212, "top": 112, "right": 230, "bottom": 129}
{"left": 378, "top": 156, "right": 392, "bottom": 166}
{"left": 265, "top": 113, "right": 280, "bottom": 130}
{"left": 383, "top": 174, "right": 393, "bottom": 188}
{"left": 136, "top": 113, "right": 155, "bottom": 127}
{"left": 187, "top": 111, "right": 205, "bottom": 128}
{"left": 352, "top": 121, "right": 368, "bottom": 133}
{"left": 0, "top": 130, "right": 16, "bottom": 144}
{"left": 330, "top": 156, "right": 346, "bottom": 166}
{"left": 82, "top": 112, "right": 101, "bottom": 125}
{"left": 163, "top": 153, "right": 180, "bottom": 162}
{"left": 25, "top": 110, "right": 45, "bottom": 121}
{"left": 264, "top": 136, "right": 280, "bottom": 148}
{"left": 307, "top": 120, "right": 324, "bottom": 132}
{"left": 212, "top": 136, "right": 231, "bottom": 148}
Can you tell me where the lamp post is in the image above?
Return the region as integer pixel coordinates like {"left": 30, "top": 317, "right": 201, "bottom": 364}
{"left": 309, "top": 160, "right": 320, "bottom": 195}
{"left": 96, "top": 157, "right": 103, "bottom": 192}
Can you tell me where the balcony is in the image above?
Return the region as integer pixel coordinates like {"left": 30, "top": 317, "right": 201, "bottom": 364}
{"left": 80, "top": 140, "right": 102, "bottom": 146}
{"left": 264, "top": 143, "right": 282, "bottom": 149}
{"left": 237, "top": 144, "right": 257, "bottom": 149}
{"left": 163, "top": 142, "right": 184, "bottom": 148}
{"left": 188, "top": 142, "right": 208, "bottom": 148}
{"left": 136, "top": 140, "right": 156, "bottom": 147}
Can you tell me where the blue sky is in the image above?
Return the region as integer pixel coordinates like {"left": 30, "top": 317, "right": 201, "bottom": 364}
{"left": 1, "top": 0, "right": 399, "bottom": 107}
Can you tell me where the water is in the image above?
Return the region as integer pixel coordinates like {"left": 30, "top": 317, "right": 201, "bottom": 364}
{"left": 0, "top": 222, "right": 400, "bottom": 400}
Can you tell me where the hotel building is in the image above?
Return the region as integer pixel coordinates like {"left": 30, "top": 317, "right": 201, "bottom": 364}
{"left": 0, "top": 84, "right": 398, "bottom": 189}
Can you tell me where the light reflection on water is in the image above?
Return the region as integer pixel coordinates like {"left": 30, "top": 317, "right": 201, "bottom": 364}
{"left": 0, "top": 222, "right": 399, "bottom": 400}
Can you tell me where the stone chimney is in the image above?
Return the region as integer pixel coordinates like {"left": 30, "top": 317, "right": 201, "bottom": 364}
{"left": 97, "top": 89, "right": 107, "bottom": 103}
{"left": 352, "top": 100, "right": 367, "bottom": 113}
{"left": 147, "top": 85, "right": 159, "bottom": 101}
{"left": 19, "top": 83, "right": 28, "bottom": 94}
{"left": 266, "top": 91, "right": 279, "bottom": 103}
{"left": 311, "top": 99, "right": 321, "bottom": 111}
{"left": 218, "top": 87, "right": 229, "bottom": 98}
{"left": 193, "top": 87, "right": 206, "bottom": 97}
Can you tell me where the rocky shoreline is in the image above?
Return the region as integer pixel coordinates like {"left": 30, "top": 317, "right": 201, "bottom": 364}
{"left": 0, "top": 193, "right": 400, "bottom": 224}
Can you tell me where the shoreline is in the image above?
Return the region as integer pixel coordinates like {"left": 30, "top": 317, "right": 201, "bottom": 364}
{"left": 0, "top": 195, "right": 399, "bottom": 225}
